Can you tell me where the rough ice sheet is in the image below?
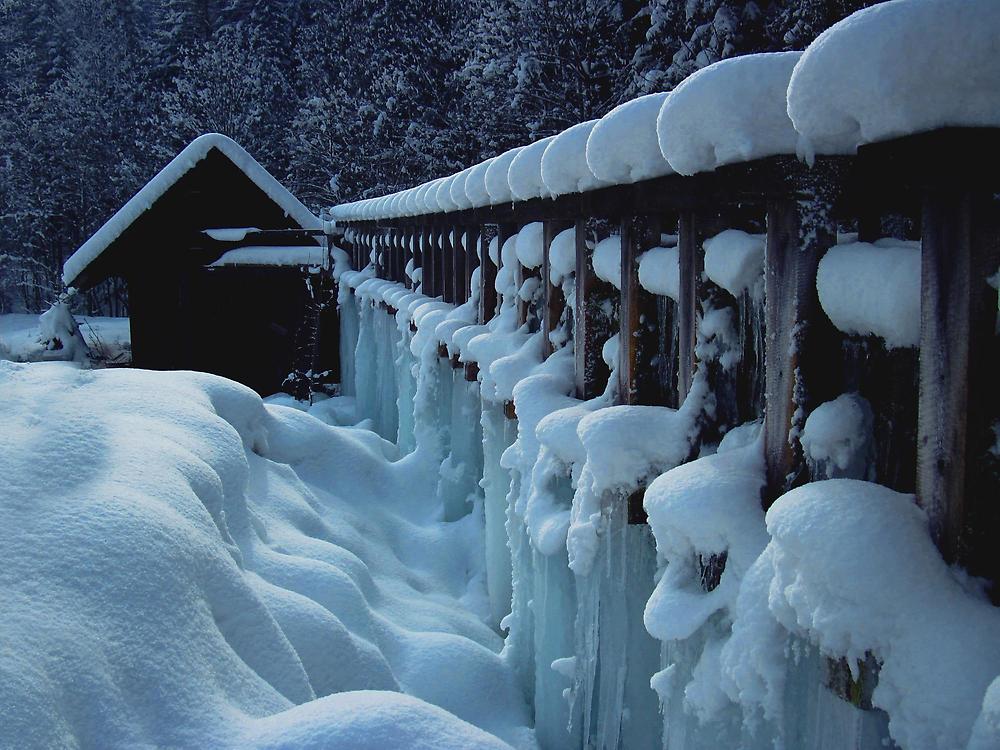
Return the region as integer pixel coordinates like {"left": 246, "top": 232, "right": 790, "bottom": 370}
{"left": 787, "top": 0, "right": 1000, "bottom": 157}
{"left": 816, "top": 239, "right": 921, "bottom": 348}
{"left": 703, "top": 230, "right": 765, "bottom": 300}
{"left": 64, "top": 134, "right": 320, "bottom": 286}
{"left": 586, "top": 92, "right": 674, "bottom": 185}
{"left": 658, "top": 52, "right": 802, "bottom": 175}
{"left": 540, "top": 120, "right": 607, "bottom": 196}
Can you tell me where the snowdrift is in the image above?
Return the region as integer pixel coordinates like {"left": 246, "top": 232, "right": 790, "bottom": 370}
{"left": 0, "top": 361, "right": 532, "bottom": 749}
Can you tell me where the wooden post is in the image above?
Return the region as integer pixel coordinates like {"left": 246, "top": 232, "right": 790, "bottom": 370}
{"left": 464, "top": 225, "right": 478, "bottom": 303}
{"left": 452, "top": 226, "right": 467, "bottom": 304}
{"left": 676, "top": 211, "right": 702, "bottom": 404}
{"left": 918, "top": 182, "right": 1000, "bottom": 583}
{"left": 439, "top": 226, "right": 453, "bottom": 302}
{"left": 541, "top": 220, "right": 570, "bottom": 359}
{"left": 574, "top": 219, "right": 615, "bottom": 400}
{"left": 619, "top": 214, "right": 665, "bottom": 405}
{"left": 423, "top": 226, "right": 436, "bottom": 298}
{"left": 479, "top": 224, "right": 499, "bottom": 324}
{"left": 762, "top": 160, "right": 845, "bottom": 504}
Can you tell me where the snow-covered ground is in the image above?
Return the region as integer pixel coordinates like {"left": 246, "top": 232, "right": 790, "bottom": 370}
{"left": 0, "top": 313, "right": 131, "bottom": 364}
{"left": 0, "top": 361, "right": 533, "bottom": 749}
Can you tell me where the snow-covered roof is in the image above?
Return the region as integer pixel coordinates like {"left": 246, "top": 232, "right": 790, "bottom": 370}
{"left": 329, "top": 0, "right": 1000, "bottom": 222}
{"left": 64, "top": 133, "right": 321, "bottom": 286}
{"left": 207, "top": 245, "right": 326, "bottom": 268}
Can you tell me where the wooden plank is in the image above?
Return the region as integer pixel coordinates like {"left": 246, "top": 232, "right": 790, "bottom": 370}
{"left": 918, "top": 185, "right": 1000, "bottom": 583}
{"left": 762, "top": 161, "right": 845, "bottom": 505}
{"left": 423, "top": 226, "right": 436, "bottom": 298}
{"left": 452, "top": 226, "right": 467, "bottom": 303}
{"left": 676, "top": 211, "right": 701, "bottom": 403}
{"left": 439, "top": 227, "right": 454, "bottom": 303}
{"left": 464, "top": 226, "right": 478, "bottom": 303}
{"left": 619, "top": 214, "right": 666, "bottom": 405}
{"left": 479, "top": 225, "right": 499, "bottom": 324}
{"left": 574, "top": 219, "right": 615, "bottom": 400}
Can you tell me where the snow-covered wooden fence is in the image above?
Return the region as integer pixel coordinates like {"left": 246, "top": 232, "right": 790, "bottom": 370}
{"left": 329, "top": 3, "right": 1000, "bottom": 749}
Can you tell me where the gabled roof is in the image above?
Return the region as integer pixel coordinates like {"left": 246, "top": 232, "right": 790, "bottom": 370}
{"left": 63, "top": 134, "right": 320, "bottom": 287}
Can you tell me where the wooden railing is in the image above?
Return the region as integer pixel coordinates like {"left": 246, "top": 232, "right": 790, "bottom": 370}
{"left": 338, "top": 127, "right": 1000, "bottom": 590}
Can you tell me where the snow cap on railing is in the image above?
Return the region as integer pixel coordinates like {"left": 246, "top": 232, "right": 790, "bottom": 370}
{"left": 787, "top": 0, "right": 1000, "bottom": 159}
{"left": 331, "top": 0, "right": 1000, "bottom": 223}
{"left": 657, "top": 52, "right": 803, "bottom": 175}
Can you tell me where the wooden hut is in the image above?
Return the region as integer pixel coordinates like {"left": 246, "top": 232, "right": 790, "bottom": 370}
{"left": 63, "top": 134, "right": 337, "bottom": 396}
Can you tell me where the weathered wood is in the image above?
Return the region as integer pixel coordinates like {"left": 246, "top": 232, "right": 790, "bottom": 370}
{"left": 479, "top": 224, "right": 499, "bottom": 323}
{"left": 918, "top": 185, "right": 1000, "bottom": 584}
{"left": 452, "top": 226, "right": 467, "bottom": 303}
{"left": 440, "top": 227, "right": 454, "bottom": 303}
{"left": 497, "top": 221, "right": 518, "bottom": 316}
{"left": 464, "top": 226, "right": 478, "bottom": 303}
{"left": 676, "top": 211, "right": 702, "bottom": 403}
{"left": 762, "top": 161, "right": 845, "bottom": 505}
{"left": 423, "top": 226, "right": 436, "bottom": 298}
{"left": 619, "top": 214, "right": 666, "bottom": 405}
{"left": 574, "top": 219, "right": 616, "bottom": 400}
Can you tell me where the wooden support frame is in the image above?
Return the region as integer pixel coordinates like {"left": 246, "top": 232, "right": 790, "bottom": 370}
{"left": 479, "top": 224, "right": 499, "bottom": 324}
{"left": 541, "top": 220, "right": 571, "bottom": 359}
{"left": 574, "top": 219, "right": 616, "bottom": 400}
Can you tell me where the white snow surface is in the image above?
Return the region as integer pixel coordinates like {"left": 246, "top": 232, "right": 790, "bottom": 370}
{"left": 0, "top": 313, "right": 131, "bottom": 364}
{"left": 208, "top": 245, "right": 326, "bottom": 268}
{"left": 204, "top": 227, "right": 262, "bottom": 242}
{"left": 540, "top": 120, "right": 607, "bottom": 196}
{"left": 658, "top": 52, "right": 802, "bottom": 175}
{"left": 703, "top": 229, "right": 765, "bottom": 300}
{"left": 592, "top": 235, "right": 622, "bottom": 290}
{"left": 762, "top": 480, "right": 1000, "bottom": 750}
{"left": 586, "top": 92, "right": 674, "bottom": 185}
{"left": 507, "top": 137, "right": 554, "bottom": 202}
{"left": 548, "top": 227, "right": 577, "bottom": 286}
{"left": 0, "top": 363, "right": 533, "bottom": 749}
{"left": 816, "top": 239, "right": 921, "bottom": 348}
{"left": 787, "top": 0, "right": 1000, "bottom": 158}
{"left": 64, "top": 134, "right": 320, "bottom": 286}
{"left": 486, "top": 148, "right": 523, "bottom": 205}
{"left": 638, "top": 246, "right": 680, "bottom": 299}
{"left": 515, "top": 222, "right": 545, "bottom": 269}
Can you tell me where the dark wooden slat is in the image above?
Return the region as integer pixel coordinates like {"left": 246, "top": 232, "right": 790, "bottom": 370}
{"left": 619, "top": 215, "right": 666, "bottom": 405}
{"left": 479, "top": 224, "right": 499, "bottom": 323}
{"left": 574, "top": 219, "right": 615, "bottom": 400}
{"left": 541, "top": 220, "right": 570, "bottom": 359}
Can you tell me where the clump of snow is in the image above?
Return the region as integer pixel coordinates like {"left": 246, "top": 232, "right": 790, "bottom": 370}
{"left": 969, "top": 677, "right": 1000, "bottom": 750}
{"left": 586, "top": 93, "right": 674, "bottom": 185}
{"left": 204, "top": 227, "right": 262, "bottom": 242}
{"left": 208, "top": 245, "right": 326, "bottom": 268}
{"left": 703, "top": 230, "right": 765, "bottom": 300}
{"left": 486, "top": 148, "right": 523, "bottom": 205}
{"left": 657, "top": 52, "right": 802, "bottom": 175}
{"left": 638, "top": 246, "right": 680, "bottom": 300}
{"left": 548, "top": 227, "right": 576, "bottom": 286}
{"left": 592, "top": 235, "right": 622, "bottom": 290}
{"left": 787, "top": 0, "right": 1000, "bottom": 158}
{"left": 508, "top": 137, "right": 554, "bottom": 202}
{"left": 540, "top": 120, "right": 607, "bottom": 196}
{"left": 816, "top": 239, "right": 921, "bottom": 348}
{"left": 465, "top": 159, "right": 495, "bottom": 208}
{"left": 0, "top": 363, "right": 533, "bottom": 749}
{"left": 35, "top": 299, "right": 90, "bottom": 363}
{"left": 515, "top": 222, "right": 545, "bottom": 269}
{"left": 801, "top": 393, "right": 874, "bottom": 481}
{"left": 64, "top": 134, "right": 320, "bottom": 286}
{"left": 761, "top": 479, "right": 1000, "bottom": 750}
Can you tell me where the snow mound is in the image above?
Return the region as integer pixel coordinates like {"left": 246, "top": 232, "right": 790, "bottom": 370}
{"left": 586, "top": 92, "right": 674, "bottom": 185}
{"left": 208, "top": 245, "right": 325, "bottom": 268}
{"left": 703, "top": 229, "right": 765, "bottom": 300}
{"left": 508, "top": 137, "right": 554, "bottom": 202}
{"left": 592, "top": 235, "right": 622, "bottom": 289}
{"left": 658, "top": 52, "right": 802, "bottom": 175}
{"left": 816, "top": 239, "right": 921, "bottom": 348}
{"left": 540, "top": 120, "right": 607, "bottom": 196}
{"left": 638, "top": 246, "right": 679, "bottom": 300}
{"left": 486, "top": 148, "right": 523, "bottom": 205}
{"left": 787, "top": 0, "right": 1000, "bottom": 157}
{"left": 763, "top": 479, "right": 1000, "bottom": 750}
{"left": 0, "top": 363, "right": 532, "bottom": 749}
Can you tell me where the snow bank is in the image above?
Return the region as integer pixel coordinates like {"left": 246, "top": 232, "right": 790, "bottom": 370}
{"left": 816, "top": 239, "right": 921, "bottom": 348}
{"left": 787, "top": 0, "right": 1000, "bottom": 157}
{"left": 703, "top": 230, "right": 765, "bottom": 300}
{"left": 586, "top": 93, "right": 674, "bottom": 185}
{"left": 658, "top": 52, "right": 802, "bottom": 175}
{"left": 762, "top": 479, "right": 1000, "bottom": 750}
{"left": 508, "top": 137, "right": 554, "bottom": 202}
{"left": 638, "top": 246, "right": 679, "bottom": 299}
{"left": 540, "top": 120, "right": 607, "bottom": 196}
{"left": 64, "top": 134, "right": 320, "bottom": 286}
{"left": 0, "top": 363, "right": 532, "bottom": 749}
{"left": 208, "top": 245, "right": 326, "bottom": 268}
